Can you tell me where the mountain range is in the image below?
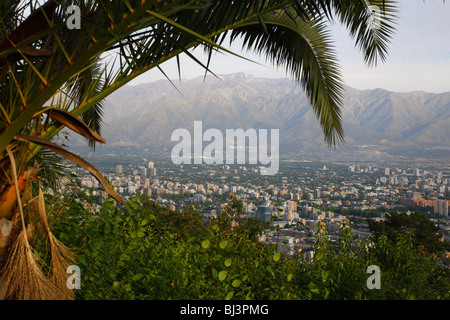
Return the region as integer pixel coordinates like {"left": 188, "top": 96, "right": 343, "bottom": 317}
{"left": 69, "top": 73, "right": 450, "bottom": 158}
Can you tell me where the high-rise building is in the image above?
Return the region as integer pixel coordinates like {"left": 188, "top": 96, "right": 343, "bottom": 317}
{"left": 436, "top": 172, "right": 443, "bottom": 184}
{"left": 434, "top": 200, "right": 449, "bottom": 217}
{"left": 415, "top": 168, "right": 420, "bottom": 177}
{"left": 148, "top": 161, "right": 154, "bottom": 169}
{"left": 302, "top": 206, "right": 312, "bottom": 215}
{"left": 314, "top": 189, "right": 321, "bottom": 199}
{"left": 256, "top": 205, "right": 272, "bottom": 223}
{"left": 287, "top": 201, "right": 297, "bottom": 212}
{"left": 385, "top": 167, "right": 390, "bottom": 176}
{"left": 115, "top": 165, "right": 123, "bottom": 175}
{"left": 389, "top": 175, "right": 398, "bottom": 185}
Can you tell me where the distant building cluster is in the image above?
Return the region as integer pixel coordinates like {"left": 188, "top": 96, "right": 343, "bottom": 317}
{"left": 400, "top": 198, "right": 449, "bottom": 217}
{"left": 347, "top": 165, "right": 449, "bottom": 217}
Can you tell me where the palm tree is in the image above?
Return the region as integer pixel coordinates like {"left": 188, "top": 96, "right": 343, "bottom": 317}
{"left": 0, "top": 0, "right": 397, "bottom": 299}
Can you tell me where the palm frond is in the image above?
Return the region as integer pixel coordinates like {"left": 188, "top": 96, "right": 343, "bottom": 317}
{"left": 69, "top": 57, "right": 106, "bottom": 150}
{"left": 329, "top": 0, "right": 398, "bottom": 67}
{"left": 229, "top": 9, "right": 344, "bottom": 146}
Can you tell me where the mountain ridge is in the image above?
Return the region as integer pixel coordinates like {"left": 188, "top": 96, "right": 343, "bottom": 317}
{"left": 69, "top": 73, "right": 450, "bottom": 157}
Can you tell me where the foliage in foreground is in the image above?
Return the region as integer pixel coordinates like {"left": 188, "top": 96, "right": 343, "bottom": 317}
{"left": 49, "top": 193, "right": 450, "bottom": 300}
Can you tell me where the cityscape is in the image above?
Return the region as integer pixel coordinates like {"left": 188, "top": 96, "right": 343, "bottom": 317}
{"left": 3, "top": 0, "right": 450, "bottom": 304}
{"left": 68, "top": 145, "right": 450, "bottom": 260}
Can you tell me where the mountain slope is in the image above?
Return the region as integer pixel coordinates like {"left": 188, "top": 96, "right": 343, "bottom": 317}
{"left": 71, "top": 73, "right": 450, "bottom": 154}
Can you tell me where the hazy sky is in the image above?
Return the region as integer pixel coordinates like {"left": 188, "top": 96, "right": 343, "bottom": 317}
{"left": 128, "top": 1, "right": 450, "bottom": 93}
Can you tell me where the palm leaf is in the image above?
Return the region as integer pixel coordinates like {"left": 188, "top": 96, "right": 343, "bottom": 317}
{"left": 329, "top": 0, "right": 398, "bottom": 67}
{"left": 44, "top": 107, "right": 106, "bottom": 144}
{"left": 14, "top": 134, "right": 122, "bottom": 204}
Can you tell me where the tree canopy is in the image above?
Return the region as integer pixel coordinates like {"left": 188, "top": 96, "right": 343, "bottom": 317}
{"left": 368, "top": 211, "right": 449, "bottom": 255}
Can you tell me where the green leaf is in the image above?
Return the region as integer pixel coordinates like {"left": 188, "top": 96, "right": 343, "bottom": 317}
{"left": 321, "top": 270, "right": 329, "bottom": 282}
{"left": 315, "top": 252, "right": 324, "bottom": 261}
{"left": 119, "top": 253, "right": 130, "bottom": 261}
{"left": 187, "top": 237, "right": 196, "bottom": 243}
{"left": 308, "top": 282, "right": 319, "bottom": 293}
{"left": 225, "top": 291, "right": 234, "bottom": 300}
{"left": 202, "top": 239, "right": 210, "bottom": 249}
{"left": 232, "top": 279, "right": 242, "bottom": 288}
{"left": 132, "top": 274, "right": 143, "bottom": 281}
{"left": 218, "top": 270, "right": 228, "bottom": 281}
{"left": 140, "top": 219, "right": 148, "bottom": 226}
{"left": 266, "top": 265, "right": 274, "bottom": 275}
{"left": 127, "top": 201, "right": 139, "bottom": 211}
{"left": 224, "top": 258, "right": 232, "bottom": 267}
{"left": 79, "top": 254, "right": 86, "bottom": 266}
{"left": 273, "top": 252, "right": 281, "bottom": 262}
{"left": 219, "top": 240, "right": 228, "bottom": 249}
{"left": 137, "top": 229, "right": 146, "bottom": 238}
{"left": 212, "top": 268, "right": 218, "bottom": 279}
{"left": 287, "top": 273, "right": 293, "bottom": 282}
